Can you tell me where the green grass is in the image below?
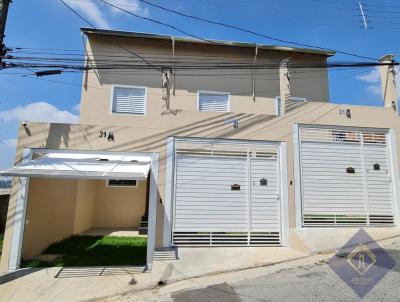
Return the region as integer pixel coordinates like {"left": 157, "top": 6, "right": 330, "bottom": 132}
{"left": 0, "top": 233, "right": 3, "bottom": 258}
{"left": 24, "top": 235, "right": 147, "bottom": 268}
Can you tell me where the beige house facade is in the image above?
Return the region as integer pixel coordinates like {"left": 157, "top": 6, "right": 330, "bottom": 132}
{"left": 1, "top": 28, "right": 399, "bottom": 273}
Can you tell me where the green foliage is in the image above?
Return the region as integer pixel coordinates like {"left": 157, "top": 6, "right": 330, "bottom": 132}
{"left": 24, "top": 235, "right": 147, "bottom": 267}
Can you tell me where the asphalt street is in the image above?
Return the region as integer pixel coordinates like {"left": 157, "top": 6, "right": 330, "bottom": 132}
{"left": 124, "top": 238, "right": 400, "bottom": 302}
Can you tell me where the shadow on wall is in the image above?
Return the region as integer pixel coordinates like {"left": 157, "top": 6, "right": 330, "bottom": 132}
{"left": 92, "top": 36, "right": 282, "bottom": 99}
{"left": 0, "top": 194, "right": 10, "bottom": 233}
{"left": 33, "top": 101, "right": 334, "bottom": 166}
{"left": 45, "top": 124, "right": 71, "bottom": 149}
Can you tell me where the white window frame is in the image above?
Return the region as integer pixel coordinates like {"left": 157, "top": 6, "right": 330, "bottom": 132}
{"left": 197, "top": 90, "right": 231, "bottom": 112}
{"left": 106, "top": 179, "right": 138, "bottom": 188}
{"left": 110, "top": 84, "right": 148, "bottom": 116}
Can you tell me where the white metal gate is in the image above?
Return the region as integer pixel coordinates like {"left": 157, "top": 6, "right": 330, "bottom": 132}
{"left": 299, "top": 126, "right": 395, "bottom": 226}
{"left": 172, "top": 140, "right": 282, "bottom": 246}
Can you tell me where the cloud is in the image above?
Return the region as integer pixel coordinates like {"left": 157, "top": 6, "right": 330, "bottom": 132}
{"left": 366, "top": 85, "right": 381, "bottom": 96}
{"left": 356, "top": 67, "right": 381, "bottom": 96}
{"left": 63, "top": 0, "right": 149, "bottom": 29}
{"left": 64, "top": 0, "right": 110, "bottom": 28}
{"left": 1, "top": 138, "right": 17, "bottom": 148}
{"left": 73, "top": 103, "right": 81, "bottom": 112}
{"left": 0, "top": 102, "right": 79, "bottom": 124}
{"left": 356, "top": 67, "right": 400, "bottom": 97}
{"left": 108, "top": 0, "right": 149, "bottom": 16}
{"left": 356, "top": 67, "right": 380, "bottom": 84}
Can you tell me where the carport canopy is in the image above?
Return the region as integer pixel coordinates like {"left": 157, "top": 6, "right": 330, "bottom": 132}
{"left": 0, "top": 151, "right": 151, "bottom": 180}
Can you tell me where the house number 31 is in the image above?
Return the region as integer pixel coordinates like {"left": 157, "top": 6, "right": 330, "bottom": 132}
{"left": 99, "top": 131, "right": 115, "bottom": 141}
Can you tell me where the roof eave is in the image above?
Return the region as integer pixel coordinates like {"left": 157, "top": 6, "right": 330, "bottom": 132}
{"left": 81, "top": 28, "right": 336, "bottom": 57}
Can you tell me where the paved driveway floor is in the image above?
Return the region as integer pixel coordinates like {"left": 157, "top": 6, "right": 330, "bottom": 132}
{"left": 104, "top": 237, "right": 400, "bottom": 302}
{"left": 1, "top": 235, "right": 400, "bottom": 302}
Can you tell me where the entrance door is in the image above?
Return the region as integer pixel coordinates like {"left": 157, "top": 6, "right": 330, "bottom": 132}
{"left": 298, "top": 126, "right": 395, "bottom": 226}
{"left": 172, "top": 140, "right": 282, "bottom": 246}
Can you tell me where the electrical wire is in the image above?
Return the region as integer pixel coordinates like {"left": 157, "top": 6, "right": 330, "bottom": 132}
{"left": 60, "top": 0, "right": 162, "bottom": 72}
{"left": 156, "top": 0, "right": 400, "bottom": 29}
{"left": 95, "top": 0, "right": 378, "bottom": 61}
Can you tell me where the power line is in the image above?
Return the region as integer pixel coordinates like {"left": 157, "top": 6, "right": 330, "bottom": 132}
{"left": 4, "top": 59, "right": 397, "bottom": 72}
{"left": 60, "top": 0, "right": 162, "bottom": 72}
{"left": 97, "top": 0, "right": 222, "bottom": 46}
{"left": 157, "top": 0, "right": 400, "bottom": 29}
{"left": 7, "top": 69, "right": 368, "bottom": 95}
{"left": 106, "top": 0, "right": 378, "bottom": 61}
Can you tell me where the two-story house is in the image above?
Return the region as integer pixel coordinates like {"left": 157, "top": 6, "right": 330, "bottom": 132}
{"left": 1, "top": 28, "right": 399, "bottom": 272}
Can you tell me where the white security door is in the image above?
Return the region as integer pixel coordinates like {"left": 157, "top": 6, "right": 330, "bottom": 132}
{"left": 174, "top": 155, "right": 249, "bottom": 237}
{"left": 364, "top": 143, "right": 394, "bottom": 224}
{"left": 299, "top": 126, "right": 395, "bottom": 226}
{"left": 249, "top": 158, "right": 281, "bottom": 244}
{"left": 172, "top": 141, "right": 282, "bottom": 246}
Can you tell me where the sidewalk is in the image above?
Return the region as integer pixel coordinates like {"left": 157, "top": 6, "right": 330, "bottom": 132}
{"left": 1, "top": 232, "right": 400, "bottom": 302}
{"left": 0, "top": 247, "right": 307, "bottom": 302}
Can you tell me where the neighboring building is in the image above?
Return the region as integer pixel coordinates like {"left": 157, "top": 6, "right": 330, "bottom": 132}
{"left": 1, "top": 28, "right": 399, "bottom": 272}
{"left": 0, "top": 188, "right": 10, "bottom": 234}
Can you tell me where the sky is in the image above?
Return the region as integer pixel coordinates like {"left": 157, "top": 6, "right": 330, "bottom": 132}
{"left": 0, "top": 0, "right": 400, "bottom": 170}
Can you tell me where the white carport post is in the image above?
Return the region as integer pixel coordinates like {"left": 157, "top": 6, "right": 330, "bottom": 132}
{"left": 146, "top": 152, "right": 159, "bottom": 270}
{"left": 163, "top": 137, "right": 174, "bottom": 247}
{"left": 8, "top": 148, "right": 32, "bottom": 271}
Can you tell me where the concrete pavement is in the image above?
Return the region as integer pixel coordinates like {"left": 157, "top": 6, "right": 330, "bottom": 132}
{"left": 102, "top": 235, "right": 400, "bottom": 302}
{"left": 0, "top": 247, "right": 307, "bottom": 302}
{"left": 1, "top": 232, "right": 400, "bottom": 302}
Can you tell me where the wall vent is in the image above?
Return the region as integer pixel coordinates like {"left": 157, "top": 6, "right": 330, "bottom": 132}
{"left": 172, "top": 232, "right": 280, "bottom": 246}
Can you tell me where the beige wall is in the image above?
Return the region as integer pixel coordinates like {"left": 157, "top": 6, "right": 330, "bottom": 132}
{"left": 23, "top": 178, "right": 78, "bottom": 259}
{"left": 20, "top": 178, "right": 147, "bottom": 260}
{"left": 79, "top": 35, "right": 329, "bottom": 127}
{"left": 73, "top": 179, "right": 96, "bottom": 234}
{"left": 2, "top": 100, "right": 400, "bottom": 270}
{"left": 93, "top": 180, "right": 147, "bottom": 228}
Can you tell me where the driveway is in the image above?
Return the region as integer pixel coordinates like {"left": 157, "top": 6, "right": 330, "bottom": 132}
{"left": 1, "top": 235, "right": 400, "bottom": 302}
{"left": 106, "top": 237, "right": 400, "bottom": 302}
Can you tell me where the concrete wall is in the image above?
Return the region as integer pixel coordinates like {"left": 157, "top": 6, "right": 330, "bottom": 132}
{"left": 93, "top": 180, "right": 147, "bottom": 228}
{"left": 73, "top": 179, "right": 96, "bottom": 234}
{"left": 79, "top": 35, "right": 330, "bottom": 127}
{"left": 2, "top": 101, "right": 400, "bottom": 270}
{"left": 21, "top": 178, "right": 147, "bottom": 260}
{"left": 23, "top": 178, "right": 78, "bottom": 259}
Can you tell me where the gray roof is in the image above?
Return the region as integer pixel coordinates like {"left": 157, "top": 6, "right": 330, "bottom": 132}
{"left": 81, "top": 28, "right": 335, "bottom": 57}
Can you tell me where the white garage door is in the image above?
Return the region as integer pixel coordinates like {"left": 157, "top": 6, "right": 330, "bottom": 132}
{"left": 172, "top": 141, "right": 282, "bottom": 246}
{"left": 299, "top": 126, "right": 395, "bottom": 226}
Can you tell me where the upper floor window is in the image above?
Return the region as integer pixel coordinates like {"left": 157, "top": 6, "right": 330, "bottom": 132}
{"left": 111, "top": 85, "right": 147, "bottom": 115}
{"left": 198, "top": 91, "right": 230, "bottom": 112}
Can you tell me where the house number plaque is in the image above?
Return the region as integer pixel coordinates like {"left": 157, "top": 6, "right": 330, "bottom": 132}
{"left": 99, "top": 130, "right": 115, "bottom": 142}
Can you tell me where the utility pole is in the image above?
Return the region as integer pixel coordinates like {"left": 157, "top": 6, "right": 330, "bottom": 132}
{"left": 0, "top": 0, "right": 11, "bottom": 67}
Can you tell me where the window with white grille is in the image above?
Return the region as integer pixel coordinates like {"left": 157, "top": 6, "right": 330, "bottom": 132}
{"left": 111, "top": 86, "right": 146, "bottom": 115}
{"left": 198, "top": 91, "right": 230, "bottom": 112}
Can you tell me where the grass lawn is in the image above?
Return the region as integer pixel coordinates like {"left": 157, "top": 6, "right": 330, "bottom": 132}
{"left": 0, "top": 233, "right": 3, "bottom": 258}
{"left": 24, "top": 235, "right": 147, "bottom": 268}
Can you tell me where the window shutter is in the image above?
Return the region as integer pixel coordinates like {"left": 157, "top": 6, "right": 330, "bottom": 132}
{"left": 112, "top": 86, "right": 146, "bottom": 115}
{"left": 199, "top": 92, "right": 229, "bottom": 112}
